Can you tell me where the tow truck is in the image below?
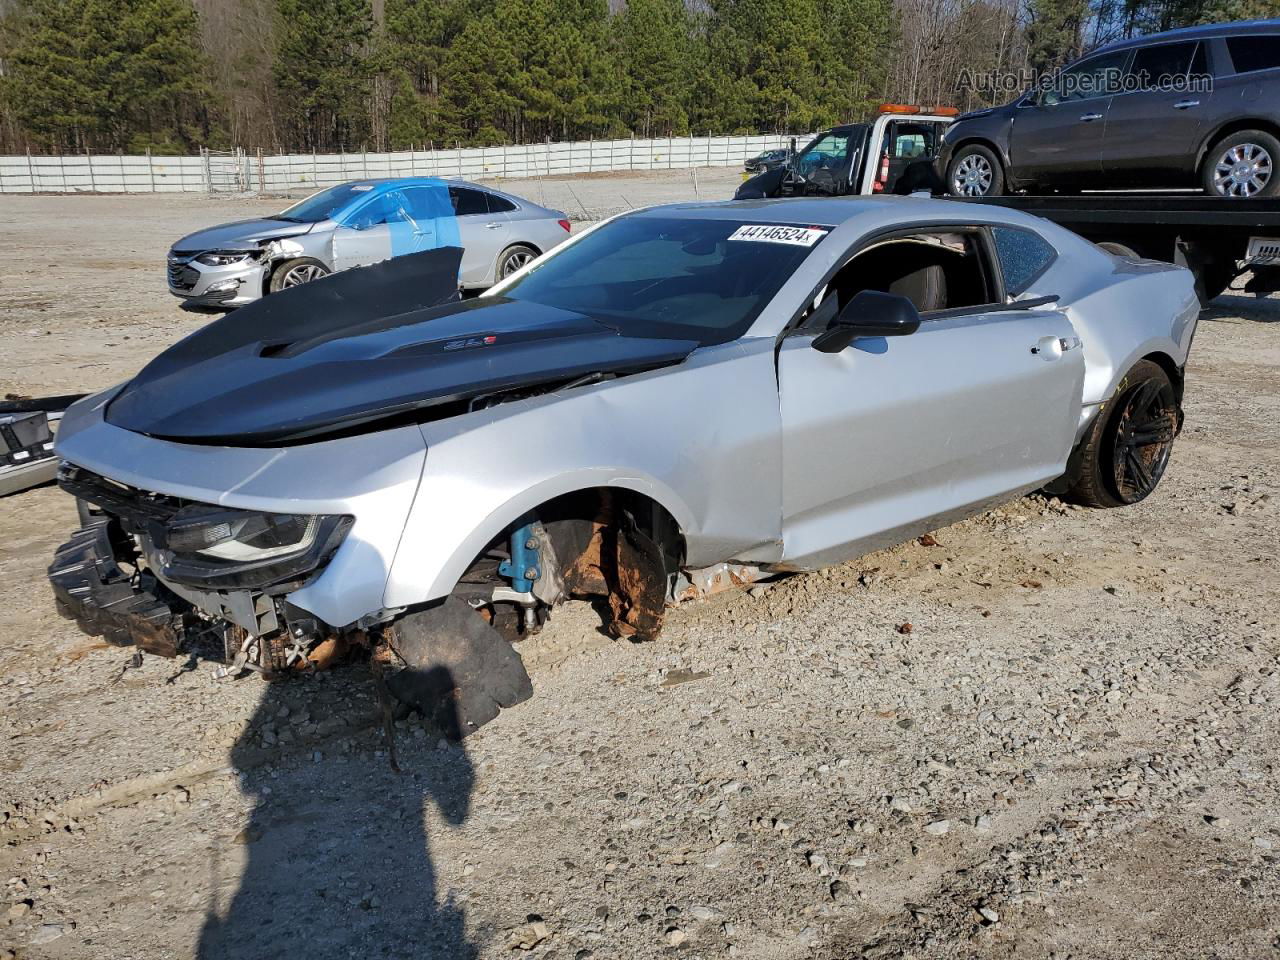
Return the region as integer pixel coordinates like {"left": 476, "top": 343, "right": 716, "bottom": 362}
{"left": 738, "top": 103, "right": 1280, "bottom": 301}
{"left": 737, "top": 105, "right": 960, "bottom": 199}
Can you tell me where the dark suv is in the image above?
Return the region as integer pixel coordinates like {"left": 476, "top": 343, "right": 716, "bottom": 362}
{"left": 939, "top": 20, "right": 1280, "bottom": 198}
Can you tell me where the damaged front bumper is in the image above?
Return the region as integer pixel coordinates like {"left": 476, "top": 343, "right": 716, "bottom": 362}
{"left": 48, "top": 463, "right": 353, "bottom": 665}
{"left": 49, "top": 518, "right": 188, "bottom": 655}
{"left": 167, "top": 253, "right": 267, "bottom": 306}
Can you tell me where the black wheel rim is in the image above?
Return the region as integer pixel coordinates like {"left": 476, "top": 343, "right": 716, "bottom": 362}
{"left": 1109, "top": 378, "right": 1177, "bottom": 503}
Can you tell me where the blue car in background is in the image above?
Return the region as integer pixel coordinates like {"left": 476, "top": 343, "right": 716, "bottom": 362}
{"left": 166, "top": 177, "right": 571, "bottom": 307}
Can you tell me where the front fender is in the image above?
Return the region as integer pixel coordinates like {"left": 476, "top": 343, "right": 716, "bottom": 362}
{"left": 394, "top": 468, "right": 699, "bottom": 606}
{"left": 383, "top": 341, "right": 784, "bottom": 609}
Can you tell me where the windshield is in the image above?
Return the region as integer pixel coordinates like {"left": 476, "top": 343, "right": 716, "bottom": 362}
{"left": 498, "top": 216, "right": 828, "bottom": 344}
{"left": 274, "top": 182, "right": 376, "bottom": 223}
{"left": 794, "top": 127, "right": 865, "bottom": 178}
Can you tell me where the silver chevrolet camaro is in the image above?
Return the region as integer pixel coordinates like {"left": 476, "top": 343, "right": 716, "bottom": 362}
{"left": 53, "top": 196, "right": 1199, "bottom": 735}
{"left": 167, "top": 177, "right": 571, "bottom": 307}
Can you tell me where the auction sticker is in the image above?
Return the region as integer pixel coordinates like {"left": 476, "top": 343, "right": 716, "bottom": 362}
{"left": 729, "top": 224, "right": 828, "bottom": 246}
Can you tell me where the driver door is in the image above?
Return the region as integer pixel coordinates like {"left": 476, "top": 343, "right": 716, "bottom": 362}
{"left": 331, "top": 189, "right": 412, "bottom": 271}
{"left": 775, "top": 226, "right": 1084, "bottom": 569}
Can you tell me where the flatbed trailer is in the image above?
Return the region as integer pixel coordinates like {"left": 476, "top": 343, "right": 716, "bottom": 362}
{"left": 736, "top": 107, "right": 1280, "bottom": 302}
{"left": 951, "top": 194, "right": 1280, "bottom": 301}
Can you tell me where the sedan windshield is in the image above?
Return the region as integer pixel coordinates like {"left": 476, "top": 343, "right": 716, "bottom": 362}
{"left": 499, "top": 216, "right": 828, "bottom": 344}
{"left": 273, "top": 183, "right": 375, "bottom": 223}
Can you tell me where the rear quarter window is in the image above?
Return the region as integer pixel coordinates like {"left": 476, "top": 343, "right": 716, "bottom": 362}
{"left": 992, "top": 226, "right": 1056, "bottom": 296}
{"left": 487, "top": 193, "right": 518, "bottom": 213}
{"left": 1226, "top": 34, "right": 1280, "bottom": 74}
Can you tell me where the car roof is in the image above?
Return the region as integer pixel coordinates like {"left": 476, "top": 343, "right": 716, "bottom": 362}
{"left": 342, "top": 176, "right": 474, "bottom": 191}
{"left": 1093, "top": 17, "right": 1280, "bottom": 54}
{"left": 335, "top": 176, "right": 547, "bottom": 211}
{"left": 629, "top": 195, "right": 976, "bottom": 227}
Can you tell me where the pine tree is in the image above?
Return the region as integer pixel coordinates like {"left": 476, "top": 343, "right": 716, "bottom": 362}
{"left": 273, "top": 0, "right": 374, "bottom": 150}
{"left": 615, "top": 0, "right": 693, "bottom": 136}
{"left": 439, "top": 11, "right": 519, "bottom": 144}
{"left": 441, "top": 0, "right": 619, "bottom": 144}
{"left": 1026, "top": 0, "right": 1090, "bottom": 71}
{"left": 373, "top": 0, "right": 473, "bottom": 149}
{"left": 1195, "top": 0, "right": 1280, "bottom": 20}
{"left": 689, "top": 10, "right": 758, "bottom": 134}
{"left": 0, "top": 0, "right": 210, "bottom": 152}
{"left": 816, "top": 0, "right": 896, "bottom": 124}
{"left": 696, "top": 0, "right": 892, "bottom": 134}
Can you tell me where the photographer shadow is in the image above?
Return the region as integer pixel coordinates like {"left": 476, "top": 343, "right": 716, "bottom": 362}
{"left": 196, "top": 666, "right": 477, "bottom": 960}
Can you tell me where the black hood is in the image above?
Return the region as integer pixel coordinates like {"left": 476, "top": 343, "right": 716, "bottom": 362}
{"left": 106, "top": 247, "right": 697, "bottom": 445}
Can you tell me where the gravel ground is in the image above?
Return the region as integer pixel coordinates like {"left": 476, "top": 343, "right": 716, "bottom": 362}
{"left": 1, "top": 185, "right": 1278, "bottom": 960}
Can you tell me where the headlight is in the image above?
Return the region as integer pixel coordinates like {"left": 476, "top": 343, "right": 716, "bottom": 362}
{"left": 166, "top": 506, "right": 319, "bottom": 561}
{"left": 195, "top": 251, "right": 254, "bottom": 266}
{"left": 154, "top": 504, "right": 353, "bottom": 590}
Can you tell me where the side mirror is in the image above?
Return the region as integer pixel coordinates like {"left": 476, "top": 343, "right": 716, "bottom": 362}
{"left": 812, "top": 290, "right": 921, "bottom": 353}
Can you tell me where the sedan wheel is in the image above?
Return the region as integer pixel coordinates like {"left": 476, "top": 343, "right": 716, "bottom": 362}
{"left": 1068, "top": 360, "right": 1178, "bottom": 508}
{"left": 1202, "top": 130, "right": 1280, "bottom": 198}
{"left": 281, "top": 263, "right": 326, "bottom": 286}
{"left": 268, "top": 257, "right": 330, "bottom": 294}
{"left": 499, "top": 244, "right": 538, "bottom": 279}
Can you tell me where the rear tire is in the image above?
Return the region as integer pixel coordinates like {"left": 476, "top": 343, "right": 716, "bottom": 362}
{"left": 497, "top": 244, "right": 539, "bottom": 280}
{"left": 1201, "top": 130, "right": 1280, "bottom": 198}
{"left": 269, "top": 257, "right": 329, "bottom": 293}
{"left": 1070, "top": 360, "right": 1179, "bottom": 508}
{"left": 947, "top": 144, "right": 1005, "bottom": 197}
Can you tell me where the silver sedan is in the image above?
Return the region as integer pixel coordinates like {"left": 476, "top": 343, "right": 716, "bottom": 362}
{"left": 55, "top": 196, "right": 1199, "bottom": 733}
{"left": 166, "top": 177, "right": 571, "bottom": 307}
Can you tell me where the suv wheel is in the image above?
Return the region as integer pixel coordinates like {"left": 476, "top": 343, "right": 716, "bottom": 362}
{"left": 947, "top": 144, "right": 1005, "bottom": 197}
{"left": 1202, "top": 130, "right": 1280, "bottom": 198}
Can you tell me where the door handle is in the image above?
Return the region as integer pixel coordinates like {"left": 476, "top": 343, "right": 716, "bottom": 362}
{"left": 1173, "top": 99, "right": 1200, "bottom": 109}
{"left": 1079, "top": 112, "right": 1103, "bottom": 122}
{"left": 485, "top": 221, "right": 503, "bottom": 229}
{"left": 1030, "top": 335, "right": 1081, "bottom": 359}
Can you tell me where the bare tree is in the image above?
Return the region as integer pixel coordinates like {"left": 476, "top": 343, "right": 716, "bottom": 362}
{"left": 193, "top": 0, "right": 281, "bottom": 150}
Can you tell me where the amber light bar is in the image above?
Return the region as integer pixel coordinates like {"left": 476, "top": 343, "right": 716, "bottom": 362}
{"left": 877, "top": 104, "right": 960, "bottom": 116}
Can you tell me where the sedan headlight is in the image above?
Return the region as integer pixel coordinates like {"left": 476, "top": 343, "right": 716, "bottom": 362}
{"left": 195, "top": 250, "right": 255, "bottom": 266}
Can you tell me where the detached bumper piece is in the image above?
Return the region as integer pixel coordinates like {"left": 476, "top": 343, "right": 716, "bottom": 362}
{"left": 386, "top": 597, "right": 533, "bottom": 739}
{"left": 48, "top": 520, "right": 186, "bottom": 656}
{"left": 0, "top": 409, "right": 58, "bottom": 497}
